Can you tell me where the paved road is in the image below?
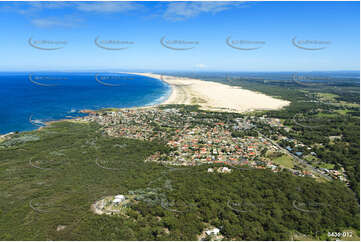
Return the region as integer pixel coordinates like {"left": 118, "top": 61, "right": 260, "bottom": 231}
{"left": 258, "top": 131, "right": 332, "bottom": 181}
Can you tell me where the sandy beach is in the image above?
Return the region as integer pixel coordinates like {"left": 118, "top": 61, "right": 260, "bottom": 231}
{"left": 128, "top": 72, "right": 290, "bottom": 113}
{"left": 0, "top": 72, "right": 290, "bottom": 137}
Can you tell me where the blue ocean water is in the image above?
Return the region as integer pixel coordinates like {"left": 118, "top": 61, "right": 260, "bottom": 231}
{"left": 0, "top": 72, "right": 170, "bottom": 134}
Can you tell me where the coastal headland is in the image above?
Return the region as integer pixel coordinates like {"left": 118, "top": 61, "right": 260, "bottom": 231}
{"left": 0, "top": 72, "right": 290, "bottom": 137}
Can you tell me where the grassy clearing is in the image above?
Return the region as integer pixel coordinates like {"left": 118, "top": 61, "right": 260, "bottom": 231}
{"left": 0, "top": 121, "right": 358, "bottom": 240}
{"left": 339, "top": 101, "right": 360, "bottom": 108}
{"left": 335, "top": 109, "right": 351, "bottom": 115}
{"left": 271, "top": 154, "right": 295, "bottom": 169}
{"left": 316, "top": 112, "right": 338, "bottom": 118}
{"left": 318, "top": 162, "right": 335, "bottom": 169}
{"left": 317, "top": 93, "right": 359, "bottom": 108}
{"left": 66, "top": 119, "right": 89, "bottom": 124}
{"left": 304, "top": 154, "right": 318, "bottom": 162}
{"left": 317, "top": 93, "right": 339, "bottom": 101}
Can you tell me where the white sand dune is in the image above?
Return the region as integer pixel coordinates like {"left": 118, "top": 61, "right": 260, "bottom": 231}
{"left": 128, "top": 72, "right": 290, "bottom": 113}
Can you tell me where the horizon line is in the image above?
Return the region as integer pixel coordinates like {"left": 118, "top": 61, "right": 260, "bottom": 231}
{"left": 0, "top": 69, "right": 359, "bottom": 73}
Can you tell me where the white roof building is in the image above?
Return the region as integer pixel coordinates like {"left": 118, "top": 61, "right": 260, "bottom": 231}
{"left": 113, "top": 195, "right": 125, "bottom": 204}
{"left": 205, "top": 228, "right": 220, "bottom": 236}
{"left": 217, "top": 167, "right": 232, "bottom": 173}
{"left": 115, "top": 195, "right": 125, "bottom": 200}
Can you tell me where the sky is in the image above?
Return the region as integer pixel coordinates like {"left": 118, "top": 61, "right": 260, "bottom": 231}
{"left": 0, "top": 1, "right": 359, "bottom": 72}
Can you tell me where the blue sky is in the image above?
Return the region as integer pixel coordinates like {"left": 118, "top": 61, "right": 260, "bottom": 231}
{"left": 0, "top": 1, "right": 359, "bottom": 71}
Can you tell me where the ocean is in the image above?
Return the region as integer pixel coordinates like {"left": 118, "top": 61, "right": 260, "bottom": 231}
{"left": 0, "top": 72, "right": 170, "bottom": 134}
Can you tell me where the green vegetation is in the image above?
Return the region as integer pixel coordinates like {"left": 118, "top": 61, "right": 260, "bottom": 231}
{"left": 303, "top": 154, "right": 318, "bottom": 163}
{"left": 269, "top": 153, "right": 295, "bottom": 169}
{"left": 0, "top": 120, "right": 359, "bottom": 240}
{"left": 317, "top": 92, "right": 339, "bottom": 102}
{"left": 318, "top": 163, "right": 336, "bottom": 170}
{"left": 231, "top": 129, "right": 258, "bottom": 138}
{"left": 200, "top": 74, "right": 359, "bottom": 201}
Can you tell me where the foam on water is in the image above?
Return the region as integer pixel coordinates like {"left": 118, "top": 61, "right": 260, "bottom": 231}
{"left": 0, "top": 72, "right": 170, "bottom": 134}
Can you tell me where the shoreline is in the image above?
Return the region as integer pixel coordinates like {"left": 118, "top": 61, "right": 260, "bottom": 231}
{"left": 0, "top": 72, "right": 290, "bottom": 137}
{"left": 126, "top": 72, "right": 290, "bottom": 113}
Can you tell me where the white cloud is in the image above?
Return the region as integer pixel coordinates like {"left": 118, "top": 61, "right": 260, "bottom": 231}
{"left": 1, "top": 2, "right": 142, "bottom": 28}
{"left": 75, "top": 2, "right": 143, "bottom": 13}
{"left": 0, "top": 2, "right": 141, "bottom": 14}
{"left": 31, "top": 16, "right": 82, "bottom": 28}
{"left": 163, "top": 2, "right": 243, "bottom": 21}
{"left": 0, "top": 2, "right": 245, "bottom": 27}
{"left": 0, "top": 2, "right": 71, "bottom": 15}
{"left": 195, "top": 64, "right": 207, "bottom": 69}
